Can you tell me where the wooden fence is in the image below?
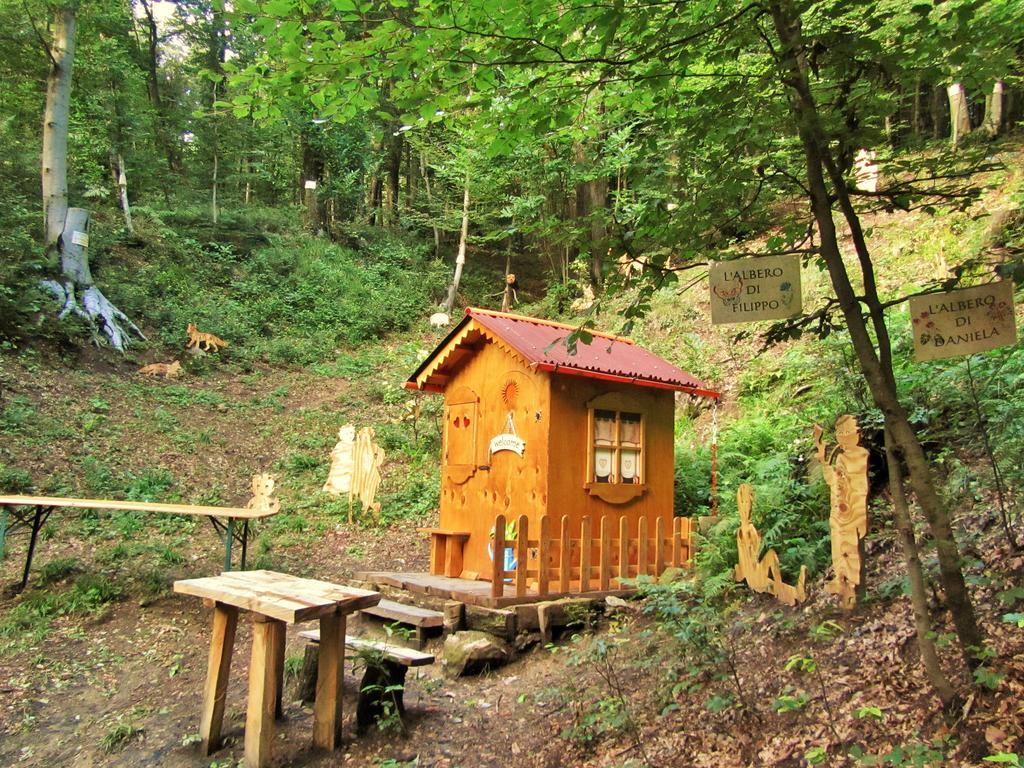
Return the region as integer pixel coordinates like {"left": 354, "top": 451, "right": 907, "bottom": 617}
{"left": 490, "top": 513, "right": 692, "bottom": 599}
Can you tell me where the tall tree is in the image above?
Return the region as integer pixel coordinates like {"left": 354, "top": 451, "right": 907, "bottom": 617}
{"left": 39, "top": 3, "right": 143, "bottom": 350}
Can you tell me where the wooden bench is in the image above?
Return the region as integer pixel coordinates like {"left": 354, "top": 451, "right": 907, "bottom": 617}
{"left": 0, "top": 473, "right": 279, "bottom": 590}
{"left": 418, "top": 527, "right": 470, "bottom": 577}
{"left": 360, "top": 599, "right": 445, "bottom": 649}
{"left": 298, "top": 630, "right": 435, "bottom": 733}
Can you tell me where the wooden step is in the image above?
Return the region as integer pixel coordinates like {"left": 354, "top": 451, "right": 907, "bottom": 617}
{"left": 298, "top": 631, "right": 434, "bottom": 667}
{"left": 361, "top": 599, "right": 444, "bottom": 629}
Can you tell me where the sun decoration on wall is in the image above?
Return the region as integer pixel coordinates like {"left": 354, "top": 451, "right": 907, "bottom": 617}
{"left": 501, "top": 379, "right": 519, "bottom": 409}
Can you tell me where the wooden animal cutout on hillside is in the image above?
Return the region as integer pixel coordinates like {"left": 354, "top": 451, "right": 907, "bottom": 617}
{"left": 186, "top": 323, "right": 229, "bottom": 352}
{"left": 245, "top": 473, "right": 280, "bottom": 516}
{"left": 323, "top": 424, "right": 357, "bottom": 496}
{"left": 814, "top": 415, "right": 869, "bottom": 610}
{"left": 138, "top": 360, "right": 182, "bottom": 378}
{"left": 734, "top": 483, "right": 807, "bottom": 606}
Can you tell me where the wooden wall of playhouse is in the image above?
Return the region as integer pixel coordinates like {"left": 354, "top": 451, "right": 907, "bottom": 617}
{"left": 439, "top": 341, "right": 550, "bottom": 577}
{"left": 438, "top": 337, "right": 678, "bottom": 580}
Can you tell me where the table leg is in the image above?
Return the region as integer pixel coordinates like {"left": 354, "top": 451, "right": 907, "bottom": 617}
{"left": 245, "top": 616, "right": 284, "bottom": 768}
{"left": 313, "top": 612, "right": 347, "bottom": 750}
{"left": 200, "top": 602, "right": 238, "bottom": 755}
{"left": 271, "top": 619, "right": 286, "bottom": 720}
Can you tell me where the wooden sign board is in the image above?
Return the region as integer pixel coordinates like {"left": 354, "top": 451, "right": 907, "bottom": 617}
{"left": 909, "top": 281, "right": 1016, "bottom": 362}
{"left": 709, "top": 254, "right": 802, "bottom": 324}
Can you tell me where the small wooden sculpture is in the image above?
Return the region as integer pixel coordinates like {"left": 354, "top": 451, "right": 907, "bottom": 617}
{"left": 734, "top": 483, "right": 807, "bottom": 606}
{"left": 185, "top": 323, "right": 229, "bottom": 352}
{"left": 351, "top": 427, "right": 385, "bottom": 522}
{"left": 323, "top": 425, "right": 357, "bottom": 495}
{"left": 138, "top": 360, "right": 182, "bottom": 378}
{"left": 814, "top": 415, "right": 869, "bottom": 610}
{"left": 245, "top": 473, "right": 280, "bottom": 516}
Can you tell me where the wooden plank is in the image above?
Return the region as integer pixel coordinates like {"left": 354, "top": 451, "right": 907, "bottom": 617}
{"left": 245, "top": 618, "right": 283, "bottom": 768}
{"left": 599, "top": 516, "right": 611, "bottom": 591}
{"left": 579, "top": 516, "right": 592, "bottom": 593}
{"left": 654, "top": 517, "right": 665, "bottom": 576}
{"left": 298, "top": 631, "right": 435, "bottom": 667}
{"left": 361, "top": 599, "right": 444, "bottom": 628}
{"left": 0, "top": 494, "right": 274, "bottom": 519}
{"left": 491, "top": 514, "right": 505, "bottom": 599}
{"left": 558, "top": 516, "right": 570, "bottom": 594}
{"left": 637, "top": 517, "right": 649, "bottom": 576}
{"left": 313, "top": 613, "right": 347, "bottom": 750}
{"left": 199, "top": 602, "right": 237, "bottom": 755}
{"left": 515, "top": 514, "right": 529, "bottom": 597}
{"left": 618, "top": 516, "right": 629, "bottom": 588}
{"left": 671, "top": 517, "right": 681, "bottom": 567}
{"left": 537, "top": 515, "right": 550, "bottom": 597}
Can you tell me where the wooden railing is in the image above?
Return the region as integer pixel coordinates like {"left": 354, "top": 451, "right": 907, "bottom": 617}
{"left": 490, "top": 513, "right": 692, "bottom": 599}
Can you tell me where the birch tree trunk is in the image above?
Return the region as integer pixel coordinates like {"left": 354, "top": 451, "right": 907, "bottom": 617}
{"left": 110, "top": 151, "right": 133, "bottom": 234}
{"left": 42, "top": 8, "right": 75, "bottom": 247}
{"left": 39, "top": 7, "right": 144, "bottom": 352}
{"left": 420, "top": 151, "right": 441, "bottom": 256}
{"left": 442, "top": 170, "right": 471, "bottom": 314}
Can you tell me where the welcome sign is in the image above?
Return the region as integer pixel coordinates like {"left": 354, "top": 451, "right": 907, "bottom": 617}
{"left": 909, "top": 281, "right": 1017, "bottom": 362}
{"left": 709, "top": 254, "right": 802, "bottom": 324}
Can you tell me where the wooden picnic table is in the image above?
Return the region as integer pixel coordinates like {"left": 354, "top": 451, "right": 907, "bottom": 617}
{"left": 174, "top": 570, "right": 380, "bottom": 768}
{"left": 0, "top": 474, "right": 279, "bottom": 590}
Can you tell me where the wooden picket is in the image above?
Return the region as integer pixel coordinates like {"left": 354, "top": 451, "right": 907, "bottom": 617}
{"left": 489, "top": 512, "right": 693, "bottom": 598}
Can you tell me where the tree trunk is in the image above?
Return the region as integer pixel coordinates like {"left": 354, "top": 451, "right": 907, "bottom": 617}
{"left": 302, "top": 131, "right": 327, "bottom": 235}
{"left": 984, "top": 80, "right": 1005, "bottom": 137}
{"left": 768, "top": 1, "right": 983, "bottom": 668}
{"left": 947, "top": 83, "right": 971, "bottom": 147}
{"left": 138, "top": 0, "right": 180, "bottom": 173}
{"left": 885, "top": 427, "right": 959, "bottom": 709}
{"left": 420, "top": 152, "right": 441, "bottom": 255}
{"left": 40, "top": 209, "right": 145, "bottom": 351}
{"left": 442, "top": 170, "right": 471, "bottom": 314}
{"left": 110, "top": 151, "right": 133, "bottom": 234}
{"left": 39, "top": 9, "right": 143, "bottom": 352}
{"left": 42, "top": 7, "right": 75, "bottom": 247}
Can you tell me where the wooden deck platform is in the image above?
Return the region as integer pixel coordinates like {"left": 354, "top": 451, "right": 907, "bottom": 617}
{"left": 357, "top": 571, "right": 636, "bottom": 609}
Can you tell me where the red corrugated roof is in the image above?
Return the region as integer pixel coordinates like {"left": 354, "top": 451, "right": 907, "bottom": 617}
{"left": 408, "top": 308, "right": 718, "bottom": 397}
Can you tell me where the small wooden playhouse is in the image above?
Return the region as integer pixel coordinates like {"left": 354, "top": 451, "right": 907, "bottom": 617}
{"left": 401, "top": 308, "right": 718, "bottom": 605}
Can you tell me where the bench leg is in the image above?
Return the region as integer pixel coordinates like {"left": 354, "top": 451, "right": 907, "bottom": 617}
{"left": 313, "top": 613, "right": 347, "bottom": 750}
{"left": 200, "top": 602, "right": 238, "bottom": 755}
{"left": 245, "top": 616, "right": 284, "bottom": 768}
{"left": 223, "top": 518, "right": 234, "bottom": 572}
{"left": 20, "top": 506, "right": 49, "bottom": 592}
{"left": 356, "top": 661, "right": 407, "bottom": 734}
{"left": 0, "top": 505, "right": 8, "bottom": 560}
{"left": 241, "top": 520, "right": 250, "bottom": 570}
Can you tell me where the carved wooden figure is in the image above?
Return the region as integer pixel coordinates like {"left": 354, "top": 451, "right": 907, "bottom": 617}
{"left": 734, "top": 483, "right": 807, "bottom": 606}
{"left": 350, "top": 427, "right": 385, "bottom": 522}
{"left": 186, "top": 323, "right": 229, "bottom": 352}
{"left": 246, "top": 473, "right": 280, "bottom": 516}
{"left": 138, "top": 360, "right": 182, "bottom": 378}
{"left": 814, "top": 415, "right": 869, "bottom": 610}
{"left": 323, "top": 425, "right": 357, "bottom": 496}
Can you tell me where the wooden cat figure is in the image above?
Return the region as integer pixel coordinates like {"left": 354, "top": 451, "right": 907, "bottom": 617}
{"left": 138, "top": 360, "right": 183, "bottom": 378}
{"left": 186, "top": 323, "right": 229, "bottom": 352}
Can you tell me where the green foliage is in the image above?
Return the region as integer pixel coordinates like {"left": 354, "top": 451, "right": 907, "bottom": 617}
{"left": 110, "top": 228, "right": 446, "bottom": 366}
